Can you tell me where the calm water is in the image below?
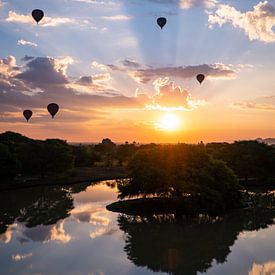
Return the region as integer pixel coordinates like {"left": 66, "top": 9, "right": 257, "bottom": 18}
{"left": 1, "top": 181, "right": 275, "bottom": 275}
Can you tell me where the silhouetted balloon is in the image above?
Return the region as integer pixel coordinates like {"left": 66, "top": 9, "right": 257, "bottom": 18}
{"left": 157, "top": 17, "right": 167, "bottom": 29}
{"left": 196, "top": 74, "right": 205, "bottom": 84}
{"left": 47, "top": 103, "right": 59, "bottom": 119}
{"left": 23, "top": 110, "right": 33, "bottom": 122}
{"left": 32, "top": 9, "right": 44, "bottom": 24}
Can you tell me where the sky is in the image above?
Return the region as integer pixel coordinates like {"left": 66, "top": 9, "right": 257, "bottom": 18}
{"left": 0, "top": 0, "right": 275, "bottom": 143}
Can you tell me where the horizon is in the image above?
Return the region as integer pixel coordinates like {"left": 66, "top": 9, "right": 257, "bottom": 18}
{"left": 1, "top": 0, "right": 275, "bottom": 142}
{"left": 2, "top": 130, "right": 275, "bottom": 145}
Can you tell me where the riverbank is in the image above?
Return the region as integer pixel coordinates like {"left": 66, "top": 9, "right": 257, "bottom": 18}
{"left": 107, "top": 197, "right": 229, "bottom": 216}
{"left": 0, "top": 166, "right": 129, "bottom": 191}
{"left": 107, "top": 191, "right": 275, "bottom": 216}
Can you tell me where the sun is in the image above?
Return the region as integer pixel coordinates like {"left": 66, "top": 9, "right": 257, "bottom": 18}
{"left": 158, "top": 113, "right": 180, "bottom": 131}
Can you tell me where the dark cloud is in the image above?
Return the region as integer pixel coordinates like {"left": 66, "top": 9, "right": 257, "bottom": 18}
{"left": 121, "top": 59, "right": 141, "bottom": 68}
{"left": 0, "top": 56, "right": 147, "bottom": 124}
{"left": 129, "top": 64, "right": 235, "bottom": 83}
{"left": 21, "top": 55, "right": 35, "bottom": 62}
{"left": 77, "top": 76, "right": 93, "bottom": 85}
{"left": 17, "top": 57, "right": 69, "bottom": 85}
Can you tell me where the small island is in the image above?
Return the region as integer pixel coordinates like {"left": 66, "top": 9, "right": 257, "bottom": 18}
{"left": 107, "top": 142, "right": 275, "bottom": 216}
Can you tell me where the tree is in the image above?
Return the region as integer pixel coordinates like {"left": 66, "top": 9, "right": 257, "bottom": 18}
{"left": 71, "top": 145, "right": 101, "bottom": 167}
{"left": 118, "top": 145, "right": 242, "bottom": 212}
{"left": 206, "top": 141, "right": 275, "bottom": 182}
{"left": 16, "top": 139, "right": 74, "bottom": 178}
{"left": 0, "top": 143, "right": 19, "bottom": 179}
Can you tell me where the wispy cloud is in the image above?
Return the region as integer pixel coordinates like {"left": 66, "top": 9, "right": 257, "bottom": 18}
{"left": 17, "top": 39, "right": 37, "bottom": 47}
{"left": 128, "top": 63, "right": 236, "bottom": 84}
{"left": 180, "top": 0, "right": 218, "bottom": 9}
{"left": 231, "top": 102, "right": 275, "bottom": 111}
{"left": 74, "top": 0, "right": 119, "bottom": 6}
{"left": 12, "top": 253, "right": 32, "bottom": 262}
{"left": 6, "top": 11, "right": 75, "bottom": 27}
{"left": 101, "top": 15, "right": 132, "bottom": 21}
{"left": 208, "top": 1, "right": 275, "bottom": 42}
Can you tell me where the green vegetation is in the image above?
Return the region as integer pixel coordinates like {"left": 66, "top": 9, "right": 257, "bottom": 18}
{"left": 1, "top": 131, "right": 275, "bottom": 212}
{"left": 112, "top": 145, "right": 241, "bottom": 214}
{"left": 113, "top": 142, "right": 275, "bottom": 215}
{"left": 0, "top": 131, "right": 131, "bottom": 188}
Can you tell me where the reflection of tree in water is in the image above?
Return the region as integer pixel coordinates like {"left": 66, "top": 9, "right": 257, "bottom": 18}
{"left": 0, "top": 183, "right": 92, "bottom": 235}
{"left": 17, "top": 187, "right": 74, "bottom": 227}
{"left": 118, "top": 210, "right": 275, "bottom": 275}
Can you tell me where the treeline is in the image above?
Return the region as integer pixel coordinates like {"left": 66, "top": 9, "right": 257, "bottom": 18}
{"left": 116, "top": 142, "right": 275, "bottom": 213}
{"left": 1, "top": 131, "right": 275, "bottom": 185}
{"left": 0, "top": 132, "right": 137, "bottom": 180}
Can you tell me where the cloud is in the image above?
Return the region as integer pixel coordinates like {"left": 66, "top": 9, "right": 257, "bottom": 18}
{"left": 22, "top": 221, "right": 71, "bottom": 244}
{"left": 71, "top": 205, "right": 110, "bottom": 226}
{"left": 92, "top": 73, "right": 111, "bottom": 82}
{"left": 101, "top": 15, "right": 132, "bottom": 20}
{"left": 17, "top": 39, "right": 37, "bottom": 48}
{"left": 0, "top": 55, "right": 19, "bottom": 76}
{"left": 0, "top": 224, "right": 17, "bottom": 243}
{"left": 68, "top": 73, "right": 112, "bottom": 94}
{"left": 49, "top": 222, "right": 71, "bottom": 243}
{"left": 121, "top": 59, "right": 141, "bottom": 68}
{"left": 231, "top": 102, "right": 275, "bottom": 111}
{"left": 208, "top": 1, "right": 275, "bottom": 42}
{"left": 74, "top": 0, "right": 119, "bottom": 7}
{"left": 0, "top": 55, "right": 208, "bottom": 127}
{"left": 143, "top": 77, "right": 205, "bottom": 110}
{"left": 12, "top": 253, "right": 32, "bottom": 262}
{"left": 6, "top": 11, "right": 75, "bottom": 27}
{"left": 148, "top": 78, "right": 190, "bottom": 110}
{"left": 17, "top": 56, "right": 73, "bottom": 85}
{"left": 180, "top": 0, "right": 218, "bottom": 9}
{"left": 249, "top": 262, "right": 275, "bottom": 275}
{"left": 128, "top": 63, "right": 235, "bottom": 84}
{"left": 92, "top": 61, "right": 110, "bottom": 71}
{"left": 0, "top": 55, "right": 146, "bottom": 124}
{"left": 21, "top": 55, "right": 35, "bottom": 62}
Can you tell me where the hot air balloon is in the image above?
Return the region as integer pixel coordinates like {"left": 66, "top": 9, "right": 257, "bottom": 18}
{"left": 157, "top": 17, "right": 167, "bottom": 29}
{"left": 47, "top": 103, "right": 59, "bottom": 119}
{"left": 23, "top": 110, "right": 33, "bottom": 122}
{"left": 32, "top": 9, "right": 44, "bottom": 24}
{"left": 196, "top": 74, "right": 205, "bottom": 84}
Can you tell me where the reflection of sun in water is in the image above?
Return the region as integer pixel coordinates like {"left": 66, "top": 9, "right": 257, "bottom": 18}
{"left": 158, "top": 113, "right": 180, "bottom": 131}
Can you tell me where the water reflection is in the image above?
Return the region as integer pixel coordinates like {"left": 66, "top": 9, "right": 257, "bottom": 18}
{"left": 118, "top": 210, "right": 275, "bottom": 275}
{"left": 1, "top": 182, "right": 275, "bottom": 274}
{"left": 0, "top": 186, "right": 74, "bottom": 237}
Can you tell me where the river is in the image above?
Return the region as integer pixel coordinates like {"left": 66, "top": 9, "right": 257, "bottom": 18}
{"left": 0, "top": 180, "right": 275, "bottom": 275}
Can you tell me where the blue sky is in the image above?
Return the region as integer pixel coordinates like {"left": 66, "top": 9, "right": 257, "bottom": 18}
{"left": 0, "top": 0, "right": 275, "bottom": 142}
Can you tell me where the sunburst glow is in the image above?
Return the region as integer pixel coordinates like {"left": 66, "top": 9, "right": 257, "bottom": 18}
{"left": 158, "top": 113, "right": 180, "bottom": 131}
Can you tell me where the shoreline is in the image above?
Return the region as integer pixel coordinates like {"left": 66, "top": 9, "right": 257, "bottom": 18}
{"left": 0, "top": 166, "right": 129, "bottom": 191}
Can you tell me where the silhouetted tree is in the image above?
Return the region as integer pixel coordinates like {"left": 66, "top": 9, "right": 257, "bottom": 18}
{"left": 0, "top": 143, "right": 19, "bottom": 179}
{"left": 118, "top": 145, "right": 242, "bottom": 212}
{"left": 118, "top": 209, "right": 275, "bottom": 275}
{"left": 206, "top": 141, "right": 275, "bottom": 182}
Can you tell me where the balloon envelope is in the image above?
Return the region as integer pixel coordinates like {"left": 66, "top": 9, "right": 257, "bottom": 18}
{"left": 32, "top": 9, "right": 44, "bottom": 23}
{"left": 23, "top": 110, "right": 33, "bottom": 122}
{"left": 196, "top": 74, "right": 205, "bottom": 84}
{"left": 157, "top": 17, "right": 167, "bottom": 29}
{"left": 47, "top": 103, "right": 59, "bottom": 119}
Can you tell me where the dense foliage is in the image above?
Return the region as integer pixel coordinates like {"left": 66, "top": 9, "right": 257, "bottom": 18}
{"left": 0, "top": 131, "right": 74, "bottom": 179}
{"left": 117, "top": 145, "right": 243, "bottom": 212}
{"left": 0, "top": 131, "right": 274, "bottom": 191}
